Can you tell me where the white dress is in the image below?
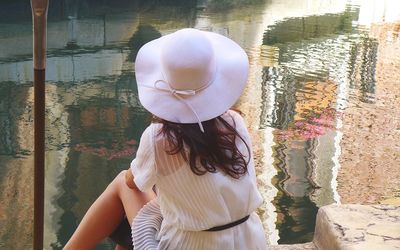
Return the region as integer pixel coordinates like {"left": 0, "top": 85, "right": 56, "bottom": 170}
{"left": 130, "top": 110, "right": 267, "bottom": 250}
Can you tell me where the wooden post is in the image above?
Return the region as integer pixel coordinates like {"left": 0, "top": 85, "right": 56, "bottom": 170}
{"left": 31, "top": 0, "right": 49, "bottom": 249}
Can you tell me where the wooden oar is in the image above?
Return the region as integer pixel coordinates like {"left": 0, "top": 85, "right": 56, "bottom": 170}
{"left": 31, "top": 0, "right": 49, "bottom": 249}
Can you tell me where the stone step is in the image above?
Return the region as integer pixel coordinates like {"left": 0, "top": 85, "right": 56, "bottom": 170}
{"left": 270, "top": 242, "right": 317, "bottom": 250}
{"left": 270, "top": 204, "right": 400, "bottom": 250}
{"left": 313, "top": 204, "right": 400, "bottom": 250}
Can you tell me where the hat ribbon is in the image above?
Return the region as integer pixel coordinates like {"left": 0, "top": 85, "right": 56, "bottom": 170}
{"left": 140, "top": 79, "right": 214, "bottom": 133}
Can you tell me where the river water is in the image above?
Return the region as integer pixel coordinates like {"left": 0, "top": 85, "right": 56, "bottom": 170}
{"left": 1, "top": 0, "right": 399, "bottom": 249}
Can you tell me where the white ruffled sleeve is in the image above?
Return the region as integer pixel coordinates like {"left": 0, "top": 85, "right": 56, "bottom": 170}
{"left": 130, "top": 125, "right": 157, "bottom": 192}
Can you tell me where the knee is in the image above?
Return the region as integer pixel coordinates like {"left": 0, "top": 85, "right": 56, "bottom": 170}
{"left": 112, "top": 170, "right": 140, "bottom": 195}
{"left": 117, "top": 170, "right": 128, "bottom": 181}
{"left": 107, "top": 171, "right": 128, "bottom": 193}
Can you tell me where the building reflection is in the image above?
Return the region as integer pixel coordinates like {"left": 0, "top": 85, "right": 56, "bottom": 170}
{"left": 258, "top": 3, "right": 381, "bottom": 243}
{"left": 348, "top": 37, "right": 378, "bottom": 103}
{"left": 0, "top": 0, "right": 392, "bottom": 248}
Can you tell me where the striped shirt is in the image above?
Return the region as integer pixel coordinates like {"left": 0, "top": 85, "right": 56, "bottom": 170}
{"left": 130, "top": 110, "right": 266, "bottom": 250}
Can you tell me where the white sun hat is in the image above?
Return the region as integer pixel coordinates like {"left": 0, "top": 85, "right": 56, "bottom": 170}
{"left": 135, "top": 28, "right": 249, "bottom": 132}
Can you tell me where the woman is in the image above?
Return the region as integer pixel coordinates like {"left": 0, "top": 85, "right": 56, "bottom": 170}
{"left": 65, "top": 28, "right": 267, "bottom": 250}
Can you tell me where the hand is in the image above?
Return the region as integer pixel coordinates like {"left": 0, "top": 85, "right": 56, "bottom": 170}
{"left": 124, "top": 170, "right": 137, "bottom": 190}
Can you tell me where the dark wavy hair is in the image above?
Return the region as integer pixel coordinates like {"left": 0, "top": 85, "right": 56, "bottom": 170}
{"left": 154, "top": 111, "right": 251, "bottom": 179}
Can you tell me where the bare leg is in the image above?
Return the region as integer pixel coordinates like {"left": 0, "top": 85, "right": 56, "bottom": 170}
{"left": 64, "top": 171, "right": 156, "bottom": 250}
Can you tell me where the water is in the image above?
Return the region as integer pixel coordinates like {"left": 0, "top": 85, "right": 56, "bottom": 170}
{"left": 1, "top": 0, "right": 399, "bottom": 248}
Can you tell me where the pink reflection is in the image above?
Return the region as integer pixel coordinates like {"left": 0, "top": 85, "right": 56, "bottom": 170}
{"left": 74, "top": 139, "right": 138, "bottom": 160}
{"left": 277, "top": 108, "right": 342, "bottom": 141}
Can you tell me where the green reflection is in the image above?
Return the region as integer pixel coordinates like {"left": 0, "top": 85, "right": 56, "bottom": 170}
{"left": 0, "top": 0, "right": 387, "bottom": 248}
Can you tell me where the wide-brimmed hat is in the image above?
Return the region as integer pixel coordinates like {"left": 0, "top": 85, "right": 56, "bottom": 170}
{"left": 135, "top": 28, "right": 249, "bottom": 132}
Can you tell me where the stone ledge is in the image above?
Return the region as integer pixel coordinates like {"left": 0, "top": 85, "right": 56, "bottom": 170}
{"left": 270, "top": 204, "right": 400, "bottom": 250}
{"left": 270, "top": 242, "right": 316, "bottom": 250}
{"left": 313, "top": 204, "right": 400, "bottom": 250}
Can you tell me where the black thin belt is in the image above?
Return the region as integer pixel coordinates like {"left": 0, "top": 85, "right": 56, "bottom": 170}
{"left": 204, "top": 215, "right": 250, "bottom": 232}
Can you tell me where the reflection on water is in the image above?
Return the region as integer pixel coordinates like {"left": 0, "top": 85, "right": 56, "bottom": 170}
{"left": 259, "top": 4, "right": 383, "bottom": 243}
{"left": 1, "top": 0, "right": 399, "bottom": 248}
